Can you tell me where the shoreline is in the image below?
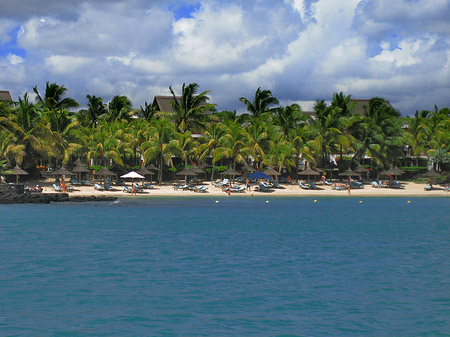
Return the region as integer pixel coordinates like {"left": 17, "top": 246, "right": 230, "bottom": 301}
{"left": 28, "top": 179, "right": 450, "bottom": 198}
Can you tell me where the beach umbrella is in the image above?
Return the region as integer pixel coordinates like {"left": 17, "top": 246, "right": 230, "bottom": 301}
{"left": 221, "top": 167, "right": 241, "bottom": 176}
{"left": 121, "top": 171, "right": 145, "bottom": 179}
{"left": 137, "top": 167, "right": 154, "bottom": 176}
{"left": 51, "top": 166, "right": 74, "bottom": 183}
{"left": 191, "top": 164, "right": 205, "bottom": 174}
{"left": 249, "top": 171, "right": 270, "bottom": 180}
{"left": 146, "top": 164, "right": 160, "bottom": 172}
{"left": 8, "top": 164, "right": 28, "bottom": 184}
{"left": 298, "top": 168, "right": 319, "bottom": 181}
{"left": 381, "top": 167, "right": 405, "bottom": 180}
{"left": 72, "top": 161, "right": 91, "bottom": 180}
{"left": 94, "top": 168, "right": 116, "bottom": 177}
{"left": 313, "top": 167, "right": 324, "bottom": 173}
{"left": 355, "top": 165, "right": 369, "bottom": 173}
{"left": 420, "top": 169, "right": 442, "bottom": 178}
{"left": 263, "top": 167, "right": 281, "bottom": 176}
{"left": 338, "top": 169, "right": 359, "bottom": 177}
{"left": 242, "top": 165, "right": 256, "bottom": 173}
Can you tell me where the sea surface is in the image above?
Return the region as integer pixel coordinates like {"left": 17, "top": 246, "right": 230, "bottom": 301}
{"left": 1, "top": 197, "right": 449, "bottom": 336}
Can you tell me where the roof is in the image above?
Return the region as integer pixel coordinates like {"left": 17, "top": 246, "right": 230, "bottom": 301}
{"left": 152, "top": 95, "right": 210, "bottom": 114}
{"left": 349, "top": 99, "right": 392, "bottom": 116}
{"left": 0, "top": 91, "right": 13, "bottom": 102}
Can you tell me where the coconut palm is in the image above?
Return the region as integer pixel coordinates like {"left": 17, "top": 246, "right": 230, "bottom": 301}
{"left": 77, "top": 95, "right": 108, "bottom": 128}
{"left": 86, "top": 122, "right": 124, "bottom": 168}
{"left": 142, "top": 118, "right": 179, "bottom": 185}
{"left": 239, "top": 87, "right": 279, "bottom": 120}
{"left": 138, "top": 101, "right": 158, "bottom": 122}
{"left": 105, "top": 95, "right": 133, "bottom": 122}
{"left": 247, "top": 117, "right": 270, "bottom": 168}
{"left": 197, "top": 122, "right": 227, "bottom": 181}
{"left": 168, "top": 83, "right": 216, "bottom": 132}
{"left": 214, "top": 120, "right": 251, "bottom": 169}
{"left": 33, "top": 81, "right": 79, "bottom": 111}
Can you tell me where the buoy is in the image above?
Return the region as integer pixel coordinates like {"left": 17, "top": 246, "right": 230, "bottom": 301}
{"left": 359, "top": 200, "right": 363, "bottom": 203}
{"left": 314, "top": 200, "right": 318, "bottom": 203}
{"left": 407, "top": 200, "right": 411, "bottom": 203}
{"left": 266, "top": 200, "right": 270, "bottom": 203}
{"left": 215, "top": 200, "right": 219, "bottom": 204}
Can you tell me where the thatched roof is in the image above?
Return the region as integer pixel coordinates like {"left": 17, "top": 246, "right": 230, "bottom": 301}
{"left": 152, "top": 96, "right": 211, "bottom": 114}
{"left": 0, "top": 91, "right": 13, "bottom": 103}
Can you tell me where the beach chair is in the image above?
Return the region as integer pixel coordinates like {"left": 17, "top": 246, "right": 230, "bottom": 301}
{"left": 123, "top": 185, "right": 133, "bottom": 193}
{"left": 309, "top": 182, "right": 323, "bottom": 190}
{"left": 132, "top": 183, "right": 144, "bottom": 193}
{"left": 424, "top": 184, "right": 433, "bottom": 191}
{"left": 193, "top": 185, "right": 208, "bottom": 193}
{"left": 53, "top": 184, "right": 64, "bottom": 192}
{"left": 94, "top": 183, "right": 105, "bottom": 191}
{"left": 370, "top": 181, "right": 380, "bottom": 188}
{"left": 299, "top": 182, "right": 311, "bottom": 189}
{"left": 70, "top": 178, "right": 82, "bottom": 186}
{"left": 80, "top": 180, "right": 92, "bottom": 186}
{"left": 143, "top": 183, "right": 153, "bottom": 189}
{"left": 173, "top": 184, "right": 188, "bottom": 190}
{"left": 332, "top": 183, "right": 348, "bottom": 190}
{"left": 391, "top": 181, "right": 403, "bottom": 189}
{"left": 257, "top": 183, "right": 273, "bottom": 192}
{"left": 104, "top": 184, "right": 113, "bottom": 191}
{"left": 271, "top": 181, "right": 285, "bottom": 189}
{"left": 350, "top": 181, "right": 364, "bottom": 189}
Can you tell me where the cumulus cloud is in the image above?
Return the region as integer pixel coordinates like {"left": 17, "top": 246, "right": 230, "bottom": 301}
{"left": 0, "top": 0, "right": 448, "bottom": 114}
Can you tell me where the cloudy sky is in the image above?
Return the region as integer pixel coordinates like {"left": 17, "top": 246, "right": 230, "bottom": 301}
{"left": 1, "top": 0, "right": 449, "bottom": 115}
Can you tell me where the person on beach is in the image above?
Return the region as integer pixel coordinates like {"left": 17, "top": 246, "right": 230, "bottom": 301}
{"left": 246, "top": 178, "right": 251, "bottom": 191}
{"left": 132, "top": 184, "right": 136, "bottom": 196}
{"left": 347, "top": 185, "right": 351, "bottom": 195}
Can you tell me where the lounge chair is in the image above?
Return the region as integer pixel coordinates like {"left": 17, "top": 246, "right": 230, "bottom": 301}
{"left": 223, "top": 185, "right": 245, "bottom": 193}
{"left": 257, "top": 183, "right": 273, "bottom": 192}
{"left": 94, "top": 183, "right": 105, "bottom": 191}
{"left": 173, "top": 184, "right": 188, "bottom": 190}
{"left": 299, "top": 182, "right": 311, "bottom": 189}
{"left": 391, "top": 181, "right": 403, "bottom": 189}
{"left": 424, "top": 184, "right": 433, "bottom": 191}
{"left": 53, "top": 184, "right": 64, "bottom": 192}
{"left": 70, "top": 178, "right": 82, "bottom": 186}
{"left": 104, "top": 184, "right": 114, "bottom": 191}
{"left": 332, "top": 183, "right": 348, "bottom": 190}
{"left": 123, "top": 185, "right": 133, "bottom": 193}
{"left": 212, "top": 178, "right": 229, "bottom": 187}
{"left": 80, "top": 180, "right": 92, "bottom": 186}
{"left": 370, "top": 181, "right": 380, "bottom": 188}
{"left": 143, "top": 183, "right": 153, "bottom": 189}
{"left": 271, "top": 181, "right": 285, "bottom": 189}
{"left": 132, "top": 183, "right": 144, "bottom": 193}
{"left": 193, "top": 185, "right": 208, "bottom": 193}
{"left": 308, "top": 182, "right": 323, "bottom": 190}
{"left": 350, "top": 181, "right": 364, "bottom": 189}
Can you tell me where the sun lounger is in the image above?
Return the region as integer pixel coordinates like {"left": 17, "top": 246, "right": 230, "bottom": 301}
{"left": 350, "top": 181, "right": 364, "bottom": 189}
{"left": 80, "top": 180, "right": 92, "bottom": 186}
{"left": 94, "top": 183, "right": 105, "bottom": 191}
{"left": 309, "top": 182, "right": 323, "bottom": 190}
{"left": 391, "top": 181, "right": 403, "bottom": 189}
{"left": 104, "top": 184, "right": 113, "bottom": 191}
{"left": 271, "top": 181, "right": 285, "bottom": 189}
{"left": 143, "top": 183, "right": 153, "bottom": 189}
{"left": 132, "top": 183, "right": 144, "bottom": 193}
{"left": 70, "top": 178, "right": 82, "bottom": 186}
{"left": 332, "top": 183, "right": 348, "bottom": 190}
{"left": 53, "top": 184, "right": 64, "bottom": 192}
{"left": 123, "top": 185, "right": 133, "bottom": 193}
{"left": 424, "top": 184, "right": 433, "bottom": 191}
{"left": 193, "top": 185, "right": 208, "bottom": 193}
{"left": 212, "top": 178, "right": 229, "bottom": 187}
{"left": 299, "top": 182, "right": 311, "bottom": 189}
{"left": 257, "top": 183, "right": 273, "bottom": 192}
{"left": 173, "top": 184, "right": 188, "bottom": 190}
{"left": 370, "top": 181, "right": 380, "bottom": 188}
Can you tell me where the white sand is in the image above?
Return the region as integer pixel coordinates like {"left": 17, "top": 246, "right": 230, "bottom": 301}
{"left": 30, "top": 179, "right": 450, "bottom": 198}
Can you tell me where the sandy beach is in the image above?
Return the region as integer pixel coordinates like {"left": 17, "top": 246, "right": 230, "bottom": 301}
{"left": 28, "top": 179, "right": 450, "bottom": 198}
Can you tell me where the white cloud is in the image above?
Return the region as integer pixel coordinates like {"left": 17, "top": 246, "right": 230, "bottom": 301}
{"left": 45, "top": 55, "right": 90, "bottom": 74}
{"left": 7, "top": 53, "right": 24, "bottom": 65}
{"left": 0, "top": 0, "right": 448, "bottom": 114}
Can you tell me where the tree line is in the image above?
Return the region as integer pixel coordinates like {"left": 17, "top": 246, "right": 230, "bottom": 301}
{"left": 0, "top": 81, "right": 449, "bottom": 184}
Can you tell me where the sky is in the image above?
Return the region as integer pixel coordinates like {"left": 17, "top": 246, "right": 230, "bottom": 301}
{"left": 0, "top": 0, "right": 449, "bottom": 115}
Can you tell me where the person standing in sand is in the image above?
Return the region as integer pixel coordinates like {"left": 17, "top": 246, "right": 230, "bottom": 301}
{"left": 246, "top": 178, "right": 251, "bottom": 191}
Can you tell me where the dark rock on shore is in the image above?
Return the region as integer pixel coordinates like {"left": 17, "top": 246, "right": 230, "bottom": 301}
{"left": 0, "top": 184, "right": 117, "bottom": 204}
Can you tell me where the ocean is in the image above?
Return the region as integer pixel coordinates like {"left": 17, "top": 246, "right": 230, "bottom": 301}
{"left": 1, "top": 197, "right": 449, "bottom": 336}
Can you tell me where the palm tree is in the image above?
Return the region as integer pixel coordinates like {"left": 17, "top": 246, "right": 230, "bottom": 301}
{"left": 138, "top": 101, "right": 158, "bottom": 122}
{"left": 105, "top": 95, "right": 133, "bottom": 122}
{"left": 168, "top": 83, "right": 216, "bottom": 132}
{"left": 77, "top": 95, "right": 108, "bottom": 127}
{"left": 33, "top": 82, "right": 79, "bottom": 111}
{"left": 239, "top": 87, "right": 279, "bottom": 120}
{"left": 86, "top": 122, "right": 124, "bottom": 168}
{"left": 197, "top": 122, "right": 227, "bottom": 181}
{"left": 247, "top": 117, "right": 270, "bottom": 169}
{"left": 142, "top": 118, "right": 179, "bottom": 185}
{"left": 214, "top": 120, "right": 251, "bottom": 169}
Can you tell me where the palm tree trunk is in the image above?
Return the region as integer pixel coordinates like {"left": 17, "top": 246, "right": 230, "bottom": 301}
{"left": 158, "top": 155, "right": 163, "bottom": 186}
{"left": 210, "top": 163, "right": 216, "bottom": 182}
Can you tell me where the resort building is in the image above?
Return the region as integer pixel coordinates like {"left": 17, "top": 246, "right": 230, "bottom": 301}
{"left": 0, "top": 90, "right": 13, "bottom": 104}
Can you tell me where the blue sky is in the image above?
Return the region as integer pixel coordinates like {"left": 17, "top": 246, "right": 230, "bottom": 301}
{"left": 0, "top": 0, "right": 449, "bottom": 115}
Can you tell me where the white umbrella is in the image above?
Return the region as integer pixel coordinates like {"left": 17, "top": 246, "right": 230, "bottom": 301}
{"left": 120, "top": 171, "right": 145, "bottom": 179}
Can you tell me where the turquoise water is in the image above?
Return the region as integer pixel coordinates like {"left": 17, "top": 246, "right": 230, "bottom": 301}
{"left": 1, "top": 197, "right": 449, "bottom": 336}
